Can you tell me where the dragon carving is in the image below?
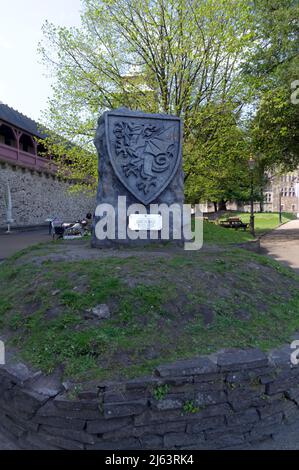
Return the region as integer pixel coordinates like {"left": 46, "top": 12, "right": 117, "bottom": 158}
{"left": 113, "top": 121, "right": 175, "bottom": 195}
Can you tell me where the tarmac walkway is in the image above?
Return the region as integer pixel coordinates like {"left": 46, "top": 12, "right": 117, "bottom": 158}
{"left": 0, "top": 228, "right": 49, "bottom": 260}
{"left": 260, "top": 219, "right": 299, "bottom": 273}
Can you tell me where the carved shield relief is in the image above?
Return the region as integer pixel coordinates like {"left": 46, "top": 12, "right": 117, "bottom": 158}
{"left": 105, "top": 111, "right": 182, "bottom": 205}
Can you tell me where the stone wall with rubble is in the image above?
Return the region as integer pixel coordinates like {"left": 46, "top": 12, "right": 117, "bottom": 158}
{"left": 0, "top": 162, "right": 95, "bottom": 228}
{"left": 1, "top": 343, "right": 299, "bottom": 450}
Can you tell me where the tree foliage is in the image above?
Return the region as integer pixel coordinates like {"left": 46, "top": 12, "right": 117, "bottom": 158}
{"left": 246, "top": 0, "right": 299, "bottom": 172}
{"left": 39, "top": 0, "right": 254, "bottom": 202}
{"left": 184, "top": 102, "right": 251, "bottom": 205}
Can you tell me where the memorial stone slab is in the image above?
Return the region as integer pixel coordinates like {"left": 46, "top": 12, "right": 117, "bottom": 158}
{"left": 92, "top": 107, "right": 184, "bottom": 247}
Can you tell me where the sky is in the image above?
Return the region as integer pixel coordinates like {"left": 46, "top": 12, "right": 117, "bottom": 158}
{"left": 0, "top": 0, "right": 82, "bottom": 122}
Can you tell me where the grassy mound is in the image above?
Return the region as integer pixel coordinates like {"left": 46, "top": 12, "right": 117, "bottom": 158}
{"left": 1, "top": 243, "right": 299, "bottom": 383}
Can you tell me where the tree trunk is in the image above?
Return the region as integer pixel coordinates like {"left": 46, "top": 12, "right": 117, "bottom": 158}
{"left": 260, "top": 187, "right": 264, "bottom": 212}
{"left": 217, "top": 200, "right": 227, "bottom": 211}
{"left": 213, "top": 202, "right": 217, "bottom": 212}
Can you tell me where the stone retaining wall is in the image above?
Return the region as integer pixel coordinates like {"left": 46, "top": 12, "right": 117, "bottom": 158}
{"left": 1, "top": 344, "right": 299, "bottom": 450}
{"left": 0, "top": 163, "right": 95, "bottom": 227}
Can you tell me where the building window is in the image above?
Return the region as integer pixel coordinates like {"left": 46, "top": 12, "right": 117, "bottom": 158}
{"left": 292, "top": 205, "right": 296, "bottom": 212}
{"left": 0, "top": 124, "right": 17, "bottom": 147}
{"left": 20, "top": 134, "right": 35, "bottom": 154}
{"left": 264, "top": 193, "right": 272, "bottom": 203}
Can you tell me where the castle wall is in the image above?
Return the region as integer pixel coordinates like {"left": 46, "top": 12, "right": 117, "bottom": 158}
{"left": 0, "top": 162, "right": 95, "bottom": 228}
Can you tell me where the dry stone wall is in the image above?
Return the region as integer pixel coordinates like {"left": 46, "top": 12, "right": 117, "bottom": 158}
{"left": 0, "top": 163, "right": 95, "bottom": 228}
{"left": 1, "top": 344, "right": 299, "bottom": 450}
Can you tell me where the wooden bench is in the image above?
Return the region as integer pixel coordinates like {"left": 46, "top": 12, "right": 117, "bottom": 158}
{"left": 219, "top": 217, "right": 249, "bottom": 231}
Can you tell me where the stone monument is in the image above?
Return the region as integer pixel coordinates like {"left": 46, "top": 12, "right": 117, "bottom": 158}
{"left": 92, "top": 107, "right": 184, "bottom": 247}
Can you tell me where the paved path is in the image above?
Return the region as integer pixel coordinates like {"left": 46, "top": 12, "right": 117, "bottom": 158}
{"left": 0, "top": 229, "right": 49, "bottom": 260}
{"left": 260, "top": 219, "right": 299, "bottom": 273}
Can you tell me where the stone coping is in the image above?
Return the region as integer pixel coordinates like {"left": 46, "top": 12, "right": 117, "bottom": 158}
{"left": 1, "top": 340, "right": 299, "bottom": 450}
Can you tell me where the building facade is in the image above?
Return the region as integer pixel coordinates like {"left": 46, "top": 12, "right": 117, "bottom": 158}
{"left": 200, "top": 170, "right": 299, "bottom": 215}
{"left": 263, "top": 171, "right": 299, "bottom": 213}
{"left": 0, "top": 103, "right": 95, "bottom": 228}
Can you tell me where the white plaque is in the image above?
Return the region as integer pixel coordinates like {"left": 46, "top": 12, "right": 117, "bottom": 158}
{"left": 129, "top": 214, "right": 162, "bottom": 231}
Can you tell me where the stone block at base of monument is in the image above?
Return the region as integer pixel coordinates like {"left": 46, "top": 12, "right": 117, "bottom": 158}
{"left": 92, "top": 107, "right": 185, "bottom": 248}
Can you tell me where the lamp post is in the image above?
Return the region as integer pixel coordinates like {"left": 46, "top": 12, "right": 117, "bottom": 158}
{"left": 279, "top": 188, "right": 283, "bottom": 224}
{"left": 291, "top": 176, "right": 299, "bottom": 219}
{"left": 248, "top": 156, "right": 255, "bottom": 237}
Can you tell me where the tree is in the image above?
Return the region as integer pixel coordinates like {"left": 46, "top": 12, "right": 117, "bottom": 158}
{"left": 251, "top": 84, "right": 299, "bottom": 172}
{"left": 245, "top": 0, "right": 299, "bottom": 172}
{"left": 184, "top": 102, "right": 253, "bottom": 208}
{"left": 244, "top": 0, "right": 298, "bottom": 84}
{"left": 39, "top": 0, "right": 254, "bottom": 201}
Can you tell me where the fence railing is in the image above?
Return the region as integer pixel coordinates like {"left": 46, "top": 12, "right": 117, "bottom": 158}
{"left": 0, "top": 143, "right": 57, "bottom": 173}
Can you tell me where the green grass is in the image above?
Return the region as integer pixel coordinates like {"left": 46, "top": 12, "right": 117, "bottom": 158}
{"left": 203, "top": 212, "right": 296, "bottom": 244}
{"left": 153, "top": 384, "right": 170, "bottom": 400}
{"left": 203, "top": 221, "right": 252, "bottom": 244}
{"left": 233, "top": 212, "right": 296, "bottom": 235}
{"left": 1, "top": 244, "right": 299, "bottom": 383}
{"left": 7, "top": 240, "right": 63, "bottom": 261}
{"left": 182, "top": 400, "right": 201, "bottom": 414}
